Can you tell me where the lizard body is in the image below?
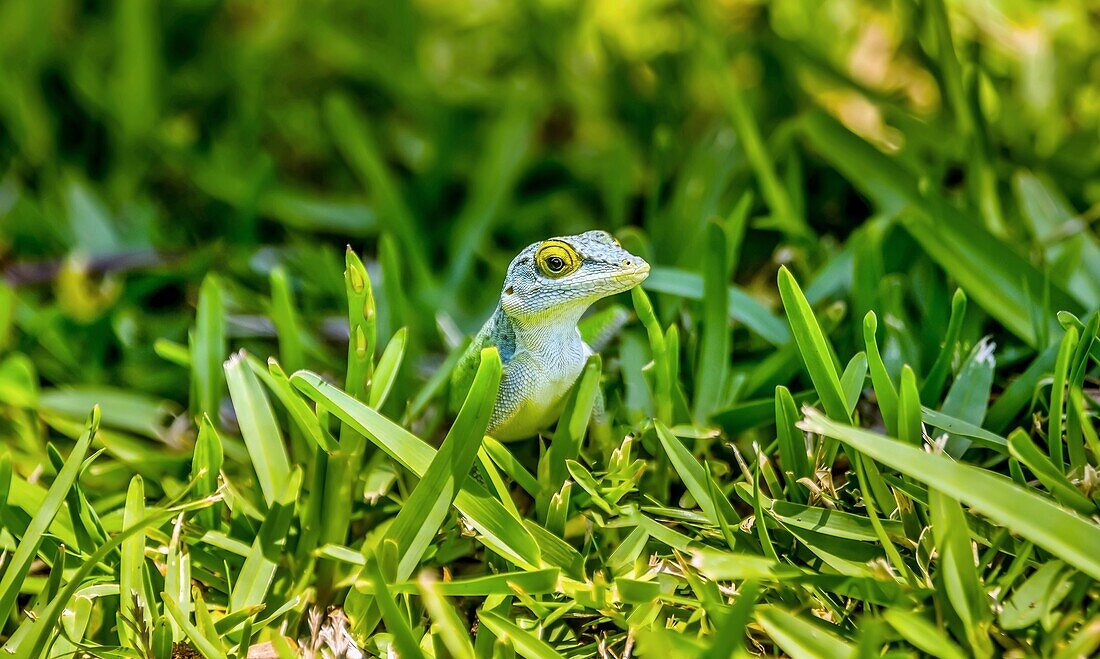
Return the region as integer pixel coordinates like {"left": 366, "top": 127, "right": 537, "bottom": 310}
{"left": 451, "top": 230, "right": 649, "bottom": 440}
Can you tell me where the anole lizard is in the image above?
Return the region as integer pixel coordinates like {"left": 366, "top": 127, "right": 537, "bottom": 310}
{"left": 451, "top": 230, "right": 649, "bottom": 440}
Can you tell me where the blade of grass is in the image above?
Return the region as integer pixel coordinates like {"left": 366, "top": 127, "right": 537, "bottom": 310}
{"left": 254, "top": 357, "right": 332, "bottom": 452}
{"left": 800, "top": 408, "right": 1100, "bottom": 579}
{"left": 367, "top": 550, "right": 425, "bottom": 659}
{"left": 1048, "top": 326, "right": 1078, "bottom": 471}
{"left": 694, "top": 221, "right": 731, "bottom": 423}
{"left": 387, "top": 347, "right": 500, "bottom": 579}
{"left": 655, "top": 421, "right": 740, "bottom": 526}
{"left": 897, "top": 366, "right": 922, "bottom": 446}
{"left": 291, "top": 370, "right": 541, "bottom": 568}
{"left": 0, "top": 407, "right": 98, "bottom": 625}
{"left": 224, "top": 351, "right": 291, "bottom": 508}
{"left": 852, "top": 455, "right": 916, "bottom": 585}
{"left": 478, "top": 611, "right": 564, "bottom": 659}
{"left": 778, "top": 267, "right": 849, "bottom": 422}
{"left": 1067, "top": 311, "right": 1099, "bottom": 469}
{"left": 755, "top": 605, "right": 852, "bottom": 659}
{"left": 418, "top": 572, "right": 476, "bottom": 659}
{"left": 190, "top": 274, "right": 225, "bottom": 419}
{"left": 775, "top": 386, "right": 811, "bottom": 503}
{"left": 631, "top": 286, "right": 671, "bottom": 424}
{"left": 920, "top": 407, "right": 1006, "bottom": 452}
{"left": 1007, "top": 429, "right": 1095, "bottom": 515}
{"left": 882, "top": 609, "right": 967, "bottom": 659}
{"left": 118, "top": 476, "right": 149, "bottom": 649}
{"left": 369, "top": 327, "right": 407, "bottom": 409}
{"left": 229, "top": 468, "right": 301, "bottom": 610}
{"left": 191, "top": 415, "right": 223, "bottom": 529}
{"left": 929, "top": 485, "right": 993, "bottom": 656}
{"left": 642, "top": 267, "right": 789, "bottom": 344}
{"left": 863, "top": 312, "right": 898, "bottom": 434}
{"left": 938, "top": 339, "right": 995, "bottom": 458}
{"left": 921, "top": 289, "right": 967, "bottom": 404}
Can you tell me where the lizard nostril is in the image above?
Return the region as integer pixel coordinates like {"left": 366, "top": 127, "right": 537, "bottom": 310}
{"left": 622, "top": 259, "right": 633, "bottom": 268}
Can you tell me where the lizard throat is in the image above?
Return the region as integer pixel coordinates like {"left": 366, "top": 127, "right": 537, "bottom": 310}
{"left": 507, "top": 304, "right": 589, "bottom": 358}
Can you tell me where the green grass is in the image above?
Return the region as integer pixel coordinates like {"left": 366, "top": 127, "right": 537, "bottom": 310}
{"left": 1, "top": 0, "right": 1100, "bottom": 656}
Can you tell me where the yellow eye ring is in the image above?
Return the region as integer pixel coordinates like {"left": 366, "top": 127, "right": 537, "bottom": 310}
{"left": 535, "top": 240, "right": 581, "bottom": 278}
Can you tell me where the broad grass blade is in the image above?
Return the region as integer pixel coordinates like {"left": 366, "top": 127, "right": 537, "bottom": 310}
{"left": 755, "top": 605, "right": 852, "bottom": 659}
{"left": 478, "top": 611, "right": 564, "bottom": 659}
{"left": 224, "top": 351, "right": 292, "bottom": 508}
{"left": 292, "top": 370, "right": 542, "bottom": 568}
{"left": 778, "top": 267, "right": 849, "bottom": 422}
{"left": 387, "top": 347, "right": 500, "bottom": 579}
{"left": 0, "top": 407, "right": 98, "bottom": 626}
{"left": 801, "top": 409, "right": 1100, "bottom": 579}
{"left": 191, "top": 274, "right": 226, "bottom": 419}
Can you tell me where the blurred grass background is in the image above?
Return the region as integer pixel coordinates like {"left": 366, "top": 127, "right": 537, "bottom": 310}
{"left": 3, "top": 0, "right": 1097, "bottom": 351}
{"left": 1, "top": 0, "right": 1100, "bottom": 656}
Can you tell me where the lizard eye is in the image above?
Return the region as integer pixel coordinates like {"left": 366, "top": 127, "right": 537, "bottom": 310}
{"left": 535, "top": 240, "right": 580, "bottom": 278}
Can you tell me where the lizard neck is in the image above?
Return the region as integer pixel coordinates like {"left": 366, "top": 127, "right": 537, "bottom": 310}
{"left": 505, "top": 304, "right": 588, "bottom": 360}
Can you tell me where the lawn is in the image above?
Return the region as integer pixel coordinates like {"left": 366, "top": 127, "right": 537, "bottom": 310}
{"left": 0, "top": 0, "right": 1098, "bottom": 657}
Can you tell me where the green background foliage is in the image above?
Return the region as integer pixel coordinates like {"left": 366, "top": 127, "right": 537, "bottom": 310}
{"left": 0, "top": 0, "right": 1098, "bottom": 656}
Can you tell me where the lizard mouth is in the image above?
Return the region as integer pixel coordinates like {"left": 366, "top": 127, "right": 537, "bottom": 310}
{"left": 565, "top": 261, "right": 650, "bottom": 292}
{"left": 615, "top": 262, "right": 650, "bottom": 285}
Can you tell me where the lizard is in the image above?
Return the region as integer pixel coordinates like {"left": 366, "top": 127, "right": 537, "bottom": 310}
{"left": 450, "top": 230, "right": 650, "bottom": 441}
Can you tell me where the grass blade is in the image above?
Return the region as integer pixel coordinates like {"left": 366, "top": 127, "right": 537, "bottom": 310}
{"left": 291, "top": 370, "right": 542, "bottom": 568}
{"left": 224, "top": 350, "right": 292, "bottom": 508}
{"left": 863, "top": 312, "right": 897, "bottom": 434}
{"left": 755, "top": 605, "right": 852, "bottom": 659}
{"left": 369, "top": 327, "right": 407, "bottom": 409}
{"left": 929, "top": 486, "right": 992, "bottom": 655}
{"left": 1007, "top": 429, "right": 1095, "bottom": 515}
{"left": 775, "top": 386, "right": 811, "bottom": 502}
{"left": 694, "top": 222, "right": 731, "bottom": 423}
{"left": 190, "top": 274, "right": 226, "bottom": 419}
{"left": 0, "top": 407, "right": 98, "bottom": 626}
{"left": 418, "top": 572, "right": 476, "bottom": 659}
{"left": 655, "top": 421, "right": 739, "bottom": 527}
{"left": 119, "top": 476, "right": 149, "bottom": 649}
{"left": 388, "top": 347, "right": 500, "bottom": 579}
{"left": 938, "top": 339, "right": 995, "bottom": 457}
{"left": 921, "top": 289, "right": 967, "bottom": 404}
{"left": 229, "top": 468, "right": 301, "bottom": 610}
{"left": 478, "top": 611, "right": 564, "bottom": 659}
{"left": 882, "top": 609, "right": 967, "bottom": 659}
{"left": 191, "top": 415, "right": 223, "bottom": 529}
{"left": 777, "top": 267, "right": 849, "bottom": 422}
{"left": 1048, "top": 326, "right": 1078, "bottom": 470}
{"left": 367, "top": 551, "right": 425, "bottom": 659}
{"left": 801, "top": 408, "right": 1100, "bottom": 579}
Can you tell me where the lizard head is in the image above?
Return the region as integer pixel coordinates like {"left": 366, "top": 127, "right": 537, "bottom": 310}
{"left": 500, "top": 230, "right": 650, "bottom": 321}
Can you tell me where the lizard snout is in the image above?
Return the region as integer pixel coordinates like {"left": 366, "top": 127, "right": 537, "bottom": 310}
{"left": 621, "top": 256, "right": 650, "bottom": 275}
